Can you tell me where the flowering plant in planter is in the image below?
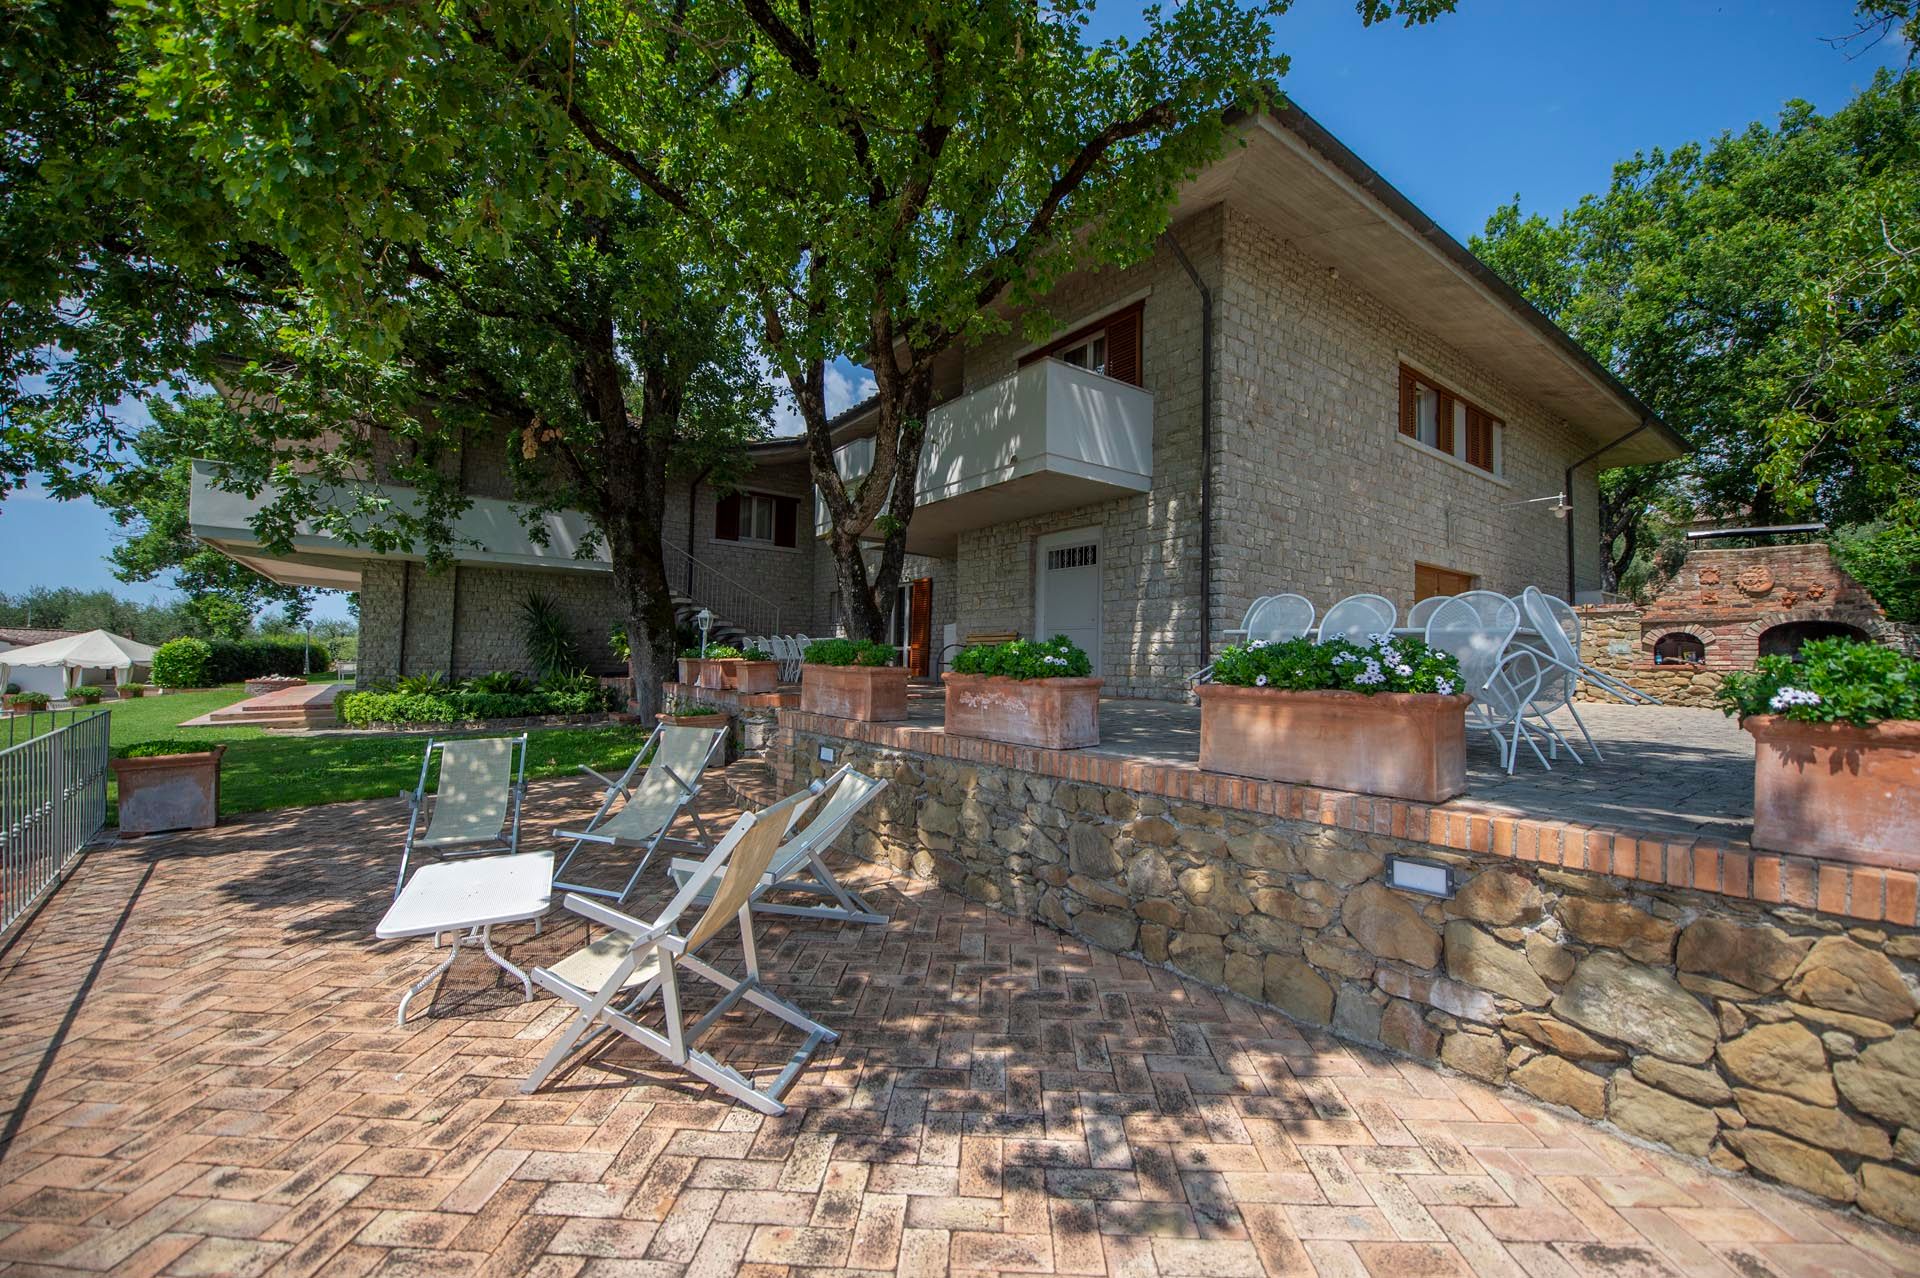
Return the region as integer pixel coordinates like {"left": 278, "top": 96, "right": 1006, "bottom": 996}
{"left": 1717, "top": 637, "right": 1918, "bottom": 727}
{"left": 802, "top": 638, "right": 897, "bottom": 667}
{"left": 1198, "top": 634, "right": 1470, "bottom": 803}
{"left": 951, "top": 634, "right": 1092, "bottom": 679}
{"left": 1719, "top": 638, "right": 1920, "bottom": 870}
{"left": 799, "top": 639, "right": 905, "bottom": 721}
{"left": 1212, "top": 634, "right": 1462, "bottom": 694}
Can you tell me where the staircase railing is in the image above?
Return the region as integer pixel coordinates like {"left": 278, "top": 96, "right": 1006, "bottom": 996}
{"left": 661, "top": 540, "right": 784, "bottom": 638}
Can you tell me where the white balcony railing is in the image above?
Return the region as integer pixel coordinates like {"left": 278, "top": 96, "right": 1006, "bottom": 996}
{"left": 817, "top": 359, "right": 1153, "bottom": 553}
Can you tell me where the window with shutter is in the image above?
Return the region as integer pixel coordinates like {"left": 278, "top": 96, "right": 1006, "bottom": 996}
{"left": 715, "top": 491, "right": 802, "bottom": 547}
{"left": 773, "top": 496, "right": 798, "bottom": 548}
{"left": 1395, "top": 364, "right": 1502, "bottom": 476}
{"left": 1019, "top": 301, "right": 1145, "bottom": 387}
{"left": 714, "top": 493, "right": 741, "bottom": 541}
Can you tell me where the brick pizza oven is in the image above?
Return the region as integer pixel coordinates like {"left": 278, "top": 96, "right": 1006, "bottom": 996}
{"left": 1575, "top": 543, "right": 1910, "bottom": 707}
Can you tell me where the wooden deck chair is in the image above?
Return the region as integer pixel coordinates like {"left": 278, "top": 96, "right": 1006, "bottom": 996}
{"left": 666, "top": 765, "right": 889, "bottom": 925}
{"left": 523, "top": 787, "right": 833, "bottom": 1114}
{"left": 552, "top": 724, "right": 726, "bottom": 902}
{"left": 397, "top": 734, "right": 529, "bottom": 897}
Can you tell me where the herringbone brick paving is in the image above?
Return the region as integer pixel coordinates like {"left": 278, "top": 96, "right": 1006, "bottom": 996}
{"left": 1, "top": 773, "right": 1916, "bottom": 1277}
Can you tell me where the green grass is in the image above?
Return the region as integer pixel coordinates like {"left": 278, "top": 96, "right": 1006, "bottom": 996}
{"left": 9, "top": 683, "right": 650, "bottom": 821}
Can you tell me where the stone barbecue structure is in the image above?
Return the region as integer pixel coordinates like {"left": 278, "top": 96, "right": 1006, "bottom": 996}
{"left": 1577, "top": 543, "right": 1909, "bottom": 707}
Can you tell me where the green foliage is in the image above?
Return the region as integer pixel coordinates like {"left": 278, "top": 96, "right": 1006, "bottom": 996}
{"left": 205, "top": 638, "right": 330, "bottom": 683}
{"left": 1718, "top": 638, "right": 1920, "bottom": 727}
{"left": 802, "top": 638, "right": 897, "bottom": 668}
{"left": 465, "top": 670, "right": 534, "bottom": 695}
{"left": 393, "top": 672, "right": 451, "bottom": 696}
{"left": 336, "top": 683, "right": 617, "bottom": 728}
{"left": 738, "top": 647, "right": 773, "bottom": 662}
{"left": 609, "top": 624, "right": 631, "bottom": 662}
{"left": 116, "top": 739, "right": 216, "bottom": 759}
{"left": 521, "top": 594, "right": 585, "bottom": 681}
{"left": 69, "top": 687, "right": 104, "bottom": 705}
{"left": 680, "top": 644, "right": 744, "bottom": 660}
{"left": 952, "top": 635, "right": 1093, "bottom": 680}
{"left": 1473, "top": 71, "right": 1920, "bottom": 583}
{"left": 6, "top": 691, "right": 52, "bottom": 710}
{"left": 120, "top": 684, "right": 148, "bottom": 697}
{"left": 150, "top": 637, "right": 213, "bottom": 688}
{"left": 1212, "top": 635, "right": 1464, "bottom": 696}
{"left": 1831, "top": 523, "right": 1920, "bottom": 622}
{"left": 0, "top": 587, "right": 201, "bottom": 645}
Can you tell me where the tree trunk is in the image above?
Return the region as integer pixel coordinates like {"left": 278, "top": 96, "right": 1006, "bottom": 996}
{"left": 824, "top": 371, "right": 934, "bottom": 645}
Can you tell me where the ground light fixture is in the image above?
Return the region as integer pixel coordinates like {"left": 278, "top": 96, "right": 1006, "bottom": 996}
{"left": 1387, "top": 855, "right": 1456, "bottom": 899}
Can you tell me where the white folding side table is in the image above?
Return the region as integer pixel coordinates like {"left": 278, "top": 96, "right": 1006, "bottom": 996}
{"left": 377, "top": 852, "right": 553, "bottom": 1026}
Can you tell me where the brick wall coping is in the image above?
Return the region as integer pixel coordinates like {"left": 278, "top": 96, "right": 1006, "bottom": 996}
{"left": 776, "top": 708, "right": 1917, "bottom": 928}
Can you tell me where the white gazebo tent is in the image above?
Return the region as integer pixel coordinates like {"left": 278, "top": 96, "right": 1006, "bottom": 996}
{"left": 0, "top": 630, "right": 157, "bottom": 695}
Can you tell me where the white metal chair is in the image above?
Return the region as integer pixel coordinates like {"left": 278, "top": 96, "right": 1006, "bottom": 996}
{"left": 1406, "top": 596, "right": 1449, "bottom": 632}
{"left": 397, "top": 735, "right": 530, "bottom": 897}
{"left": 1318, "top": 594, "right": 1398, "bottom": 646}
{"left": 668, "top": 764, "right": 890, "bottom": 925}
{"left": 1221, "top": 597, "right": 1273, "bottom": 644}
{"left": 1514, "top": 588, "right": 1615, "bottom": 758}
{"left": 1520, "top": 587, "right": 1659, "bottom": 706}
{"left": 523, "top": 787, "right": 834, "bottom": 1114}
{"left": 1425, "top": 594, "right": 1552, "bottom": 774}
{"left": 1193, "top": 594, "right": 1317, "bottom": 685}
{"left": 552, "top": 724, "right": 727, "bottom": 902}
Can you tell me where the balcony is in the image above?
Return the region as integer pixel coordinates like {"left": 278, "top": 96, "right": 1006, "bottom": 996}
{"left": 188, "top": 460, "right": 609, "bottom": 590}
{"left": 819, "top": 358, "right": 1154, "bottom": 554}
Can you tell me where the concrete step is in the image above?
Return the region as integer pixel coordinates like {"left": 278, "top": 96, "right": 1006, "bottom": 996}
{"left": 720, "top": 758, "right": 780, "bottom": 811}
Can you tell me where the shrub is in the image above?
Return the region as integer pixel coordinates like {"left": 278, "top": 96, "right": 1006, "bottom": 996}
{"left": 738, "top": 646, "right": 773, "bottom": 662}
{"left": 334, "top": 682, "right": 618, "bottom": 728}
{"left": 3, "top": 683, "right": 16, "bottom": 694}
{"left": 69, "top": 687, "right": 104, "bottom": 704}
{"left": 119, "top": 683, "right": 148, "bottom": 697}
{"left": 116, "top": 739, "right": 218, "bottom": 759}
{"left": 680, "top": 644, "right": 745, "bottom": 660}
{"left": 465, "top": 670, "right": 534, "bottom": 695}
{"left": 522, "top": 593, "right": 584, "bottom": 680}
{"left": 204, "top": 637, "right": 331, "bottom": 682}
{"left": 151, "top": 636, "right": 214, "bottom": 687}
{"left": 802, "top": 638, "right": 897, "bottom": 667}
{"left": 952, "top": 634, "right": 1093, "bottom": 680}
{"left": 1831, "top": 523, "right": 1920, "bottom": 623}
{"left": 394, "top": 671, "right": 450, "bottom": 695}
{"left": 6, "top": 690, "right": 51, "bottom": 710}
{"left": 662, "top": 695, "right": 724, "bottom": 717}
{"left": 1212, "top": 635, "right": 1464, "bottom": 696}
{"left": 1718, "top": 637, "right": 1919, "bottom": 727}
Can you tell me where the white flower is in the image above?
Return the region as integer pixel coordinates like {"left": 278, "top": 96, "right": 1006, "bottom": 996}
{"left": 1255, "top": 674, "right": 1269, "bottom": 687}
{"left": 1435, "top": 678, "right": 1456, "bottom": 696}
{"left": 1769, "top": 686, "right": 1823, "bottom": 711}
{"left": 1250, "top": 639, "right": 1268, "bottom": 649}
{"left": 1396, "top": 664, "right": 1413, "bottom": 677}
{"left": 1354, "top": 657, "right": 1386, "bottom": 687}
{"left": 1368, "top": 632, "right": 1392, "bottom": 647}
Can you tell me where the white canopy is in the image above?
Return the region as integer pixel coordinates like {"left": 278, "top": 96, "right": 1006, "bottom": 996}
{"left": 0, "top": 629, "right": 157, "bottom": 689}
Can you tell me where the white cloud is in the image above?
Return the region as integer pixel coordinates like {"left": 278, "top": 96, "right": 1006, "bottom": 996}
{"left": 765, "top": 359, "right": 876, "bottom": 438}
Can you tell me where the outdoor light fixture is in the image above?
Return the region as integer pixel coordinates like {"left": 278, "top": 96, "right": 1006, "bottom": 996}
{"left": 1388, "top": 855, "right": 1456, "bottom": 899}
{"left": 694, "top": 607, "right": 715, "bottom": 657}
{"left": 1502, "top": 491, "right": 1571, "bottom": 519}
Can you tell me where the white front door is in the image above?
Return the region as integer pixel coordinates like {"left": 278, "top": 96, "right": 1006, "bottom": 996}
{"left": 1035, "top": 529, "right": 1102, "bottom": 676}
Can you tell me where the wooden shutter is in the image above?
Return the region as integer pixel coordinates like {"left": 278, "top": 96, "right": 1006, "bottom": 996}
{"left": 907, "top": 577, "right": 933, "bottom": 676}
{"left": 1465, "top": 408, "right": 1496, "bottom": 472}
{"left": 1434, "top": 390, "right": 1454, "bottom": 455}
{"left": 714, "top": 492, "right": 740, "bottom": 541}
{"left": 1104, "top": 306, "right": 1142, "bottom": 386}
{"left": 1398, "top": 366, "right": 1417, "bottom": 438}
{"left": 773, "top": 495, "right": 799, "bottom": 548}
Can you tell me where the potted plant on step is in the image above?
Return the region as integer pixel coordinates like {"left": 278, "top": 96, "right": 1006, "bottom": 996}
{"left": 69, "top": 687, "right": 105, "bottom": 706}
{"left": 658, "top": 695, "right": 729, "bottom": 728}
{"left": 3, "top": 689, "right": 50, "bottom": 715}
{"left": 1721, "top": 637, "right": 1920, "bottom": 870}
{"left": 943, "top": 635, "right": 1103, "bottom": 749}
{"left": 111, "top": 739, "right": 227, "bottom": 835}
{"left": 1197, "top": 634, "right": 1470, "bottom": 802}
{"left": 117, "top": 682, "right": 149, "bottom": 699}
{"left": 729, "top": 646, "right": 782, "bottom": 694}
{"left": 678, "top": 644, "right": 741, "bottom": 690}
{"left": 799, "top": 639, "right": 907, "bottom": 721}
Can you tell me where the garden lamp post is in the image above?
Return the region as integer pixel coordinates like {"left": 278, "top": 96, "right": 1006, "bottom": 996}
{"left": 695, "top": 608, "right": 714, "bottom": 659}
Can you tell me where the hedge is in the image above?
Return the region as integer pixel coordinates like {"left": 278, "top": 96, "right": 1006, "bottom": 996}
{"left": 151, "top": 636, "right": 333, "bottom": 687}
{"left": 335, "top": 686, "right": 617, "bottom": 728}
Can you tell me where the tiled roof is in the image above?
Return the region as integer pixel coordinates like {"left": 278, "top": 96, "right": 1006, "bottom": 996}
{"left": 0, "top": 626, "right": 80, "bottom": 647}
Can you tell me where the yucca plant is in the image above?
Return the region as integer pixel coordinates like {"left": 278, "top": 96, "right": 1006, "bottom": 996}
{"left": 522, "top": 593, "right": 585, "bottom": 680}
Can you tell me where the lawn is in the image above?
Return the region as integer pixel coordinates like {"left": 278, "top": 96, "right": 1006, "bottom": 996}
{"left": 20, "top": 683, "right": 653, "bottom": 820}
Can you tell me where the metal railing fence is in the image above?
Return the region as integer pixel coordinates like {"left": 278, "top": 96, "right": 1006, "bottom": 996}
{"left": 1, "top": 708, "right": 111, "bottom": 937}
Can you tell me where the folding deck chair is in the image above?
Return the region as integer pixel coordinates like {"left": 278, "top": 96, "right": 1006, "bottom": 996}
{"left": 396, "top": 734, "right": 530, "bottom": 897}
{"left": 667, "top": 764, "right": 889, "bottom": 925}
{"left": 552, "top": 723, "right": 727, "bottom": 902}
{"left": 523, "top": 786, "right": 835, "bottom": 1114}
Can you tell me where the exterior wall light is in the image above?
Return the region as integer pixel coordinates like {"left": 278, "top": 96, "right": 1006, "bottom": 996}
{"left": 1387, "top": 855, "right": 1456, "bottom": 899}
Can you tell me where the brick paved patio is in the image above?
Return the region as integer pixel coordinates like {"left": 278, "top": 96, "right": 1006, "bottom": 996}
{"left": 2, "top": 776, "right": 1916, "bottom": 1277}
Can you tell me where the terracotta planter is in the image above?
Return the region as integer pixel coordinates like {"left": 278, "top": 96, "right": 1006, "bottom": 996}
{"left": 116, "top": 686, "right": 147, "bottom": 699}
{"left": 658, "top": 711, "right": 728, "bottom": 729}
{"left": 800, "top": 663, "right": 909, "bottom": 722}
{"left": 730, "top": 661, "right": 781, "bottom": 694}
{"left": 1744, "top": 715, "right": 1920, "bottom": 871}
{"left": 676, "top": 658, "right": 729, "bottom": 690}
{"left": 3, "top": 696, "right": 50, "bottom": 715}
{"left": 942, "top": 673, "right": 1103, "bottom": 750}
{"left": 1197, "top": 685, "right": 1470, "bottom": 803}
{"left": 111, "top": 745, "right": 226, "bottom": 835}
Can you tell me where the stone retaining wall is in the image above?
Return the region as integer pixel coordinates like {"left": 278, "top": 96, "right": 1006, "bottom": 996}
{"left": 780, "top": 723, "right": 1920, "bottom": 1231}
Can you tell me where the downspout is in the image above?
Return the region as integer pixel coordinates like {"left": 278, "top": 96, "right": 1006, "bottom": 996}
{"left": 1163, "top": 230, "right": 1215, "bottom": 666}
{"left": 1565, "top": 418, "right": 1653, "bottom": 600}
{"left": 685, "top": 465, "right": 713, "bottom": 595}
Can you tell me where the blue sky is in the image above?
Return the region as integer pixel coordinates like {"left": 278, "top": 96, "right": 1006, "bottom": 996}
{"left": 2, "top": 0, "right": 1905, "bottom": 626}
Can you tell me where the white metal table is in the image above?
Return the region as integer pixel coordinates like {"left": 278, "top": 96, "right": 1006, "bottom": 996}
{"left": 377, "top": 852, "right": 553, "bottom": 1026}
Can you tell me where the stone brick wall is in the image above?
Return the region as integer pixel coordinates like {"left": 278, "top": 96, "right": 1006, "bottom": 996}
{"left": 666, "top": 462, "right": 820, "bottom": 638}
{"left": 781, "top": 726, "right": 1920, "bottom": 1230}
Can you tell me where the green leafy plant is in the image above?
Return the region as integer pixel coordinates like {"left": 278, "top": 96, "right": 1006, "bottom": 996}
{"left": 150, "top": 636, "right": 213, "bottom": 688}
{"left": 1718, "top": 637, "right": 1919, "bottom": 728}
{"left": 679, "top": 643, "right": 745, "bottom": 660}
{"left": 3, "top": 683, "right": 17, "bottom": 694}
{"left": 522, "top": 593, "right": 585, "bottom": 681}
{"left": 662, "top": 695, "right": 723, "bottom": 717}
{"left": 1831, "top": 523, "right": 1920, "bottom": 623}
{"left": 465, "top": 670, "right": 534, "bottom": 695}
{"left": 116, "top": 739, "right": 218, "bottom": 759}
{"left": 119, "top": 683, "right": 148, "bottom": 697}
{"left": 335, "top": 682, "right": 618, "bottom": 728}
{"left": 539, "top": 670, "right": 603, "bottom": 696}
{"left": 802, "top": 638, "right": 897, "bottom": 668}
{"left": 609, "top": 623, "right": 631, "bottom": 662}
{"left": 394, "top": 671, "right": 450, "bottom": 695}
{"left": 738, "top": 647, "right": 773, "bottom": 662}
{"left": 1212, "top": 635, "right": 1465, "bottom": 696}
{"left": 6, "top": 691, "right": 51, "bottom": 711}
{"left": 69, "top": 687, "right": 105, "bottom": 705}
{"left": 951, "top": 634, "right": 1093, "bottom": 679}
